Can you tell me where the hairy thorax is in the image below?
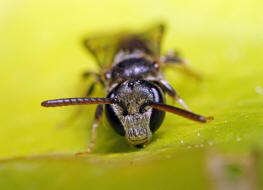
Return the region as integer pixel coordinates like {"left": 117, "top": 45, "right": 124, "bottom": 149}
{"left": 108, "top": 50, "right": 158, "bottom": 88}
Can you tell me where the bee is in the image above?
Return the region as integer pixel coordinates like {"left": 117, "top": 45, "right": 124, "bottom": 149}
{"left": 41, "top": 24, "right": 213, "bottom": 154}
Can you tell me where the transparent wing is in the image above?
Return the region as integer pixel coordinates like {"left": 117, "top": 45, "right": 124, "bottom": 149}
{"left": 83, "top": 32, "right": 120, "bottom": 69}
{"left": 136, "top": 23, "right": 165, "bottom": 58}
{"left": 83, "top": 23, "right": 166, "bottom": 69}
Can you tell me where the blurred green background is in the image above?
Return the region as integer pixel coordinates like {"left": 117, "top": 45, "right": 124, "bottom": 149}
{"left": 0, "top": 0, "right": 263, "bottom": 189}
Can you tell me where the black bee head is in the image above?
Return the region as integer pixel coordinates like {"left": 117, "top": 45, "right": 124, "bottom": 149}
{"left": 105, "top": 80, "right": 165, "bottom": 147}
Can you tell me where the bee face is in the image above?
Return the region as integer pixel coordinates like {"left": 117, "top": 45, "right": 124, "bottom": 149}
{"left": 105, "top": 80, "right": 165, "bottom": 147}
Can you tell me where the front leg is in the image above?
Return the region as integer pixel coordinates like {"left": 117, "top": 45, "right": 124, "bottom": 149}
{"left": 75, "top": 104, "right": 103, "bottom": 155}
{"left": 57, "top": 80, "right": 101, "bottom": 129}
{"left": 160, "top": 50, "right": 186, "bottom": 64}
{"left": 83, "top": 71, "right": 105, "bottom": 87}
{"left": 160, "top": 50, "right": 201, "bottom": 80}
{"left": 157, "top": 79, "right": 191, "bottom": 111}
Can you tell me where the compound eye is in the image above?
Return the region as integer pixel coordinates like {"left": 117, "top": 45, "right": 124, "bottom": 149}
{"left": 105, "top": 91, "right": 125, "bottom": 136}
{"left": 149, "top": 85, "right": 166, "bottom": 133}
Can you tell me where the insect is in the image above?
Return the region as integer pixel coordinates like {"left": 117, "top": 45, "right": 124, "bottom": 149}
{"left": 41, "top": 24, "right": 213, "bottom": 154}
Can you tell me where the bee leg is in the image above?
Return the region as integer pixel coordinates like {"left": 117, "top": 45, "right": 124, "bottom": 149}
{"left": 160, "top": 50, "right": 183, "bottom": 63}
{"left": 157, "top": 79, "right": 191, "bottom": 111}
{"left": 56, "top": 72, "right": 104, "bottom": 129}
{"left": 75, "top": 104, "right": 103, "bottom": 155}
{"left": 82, "top": 71, "right": 105, "bottom": 86}
{"left": 86, "top": 81, "right": 96, "bottom": 96}
{"left": 56, "top": 83, "right": 97, "bottom": 129}
{"left": 160, "top": 50, "right": 202, "bottom": 80}
{"left": 56, "top": 108, "right": 84, "bottom": 129}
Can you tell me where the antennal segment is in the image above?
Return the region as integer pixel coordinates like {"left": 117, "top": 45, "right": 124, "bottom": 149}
{"left": 145, "top": 101, "right": 213, "bottom": 123}
{"left": 41, "top": 98, "right": 116, "bottom": 107}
